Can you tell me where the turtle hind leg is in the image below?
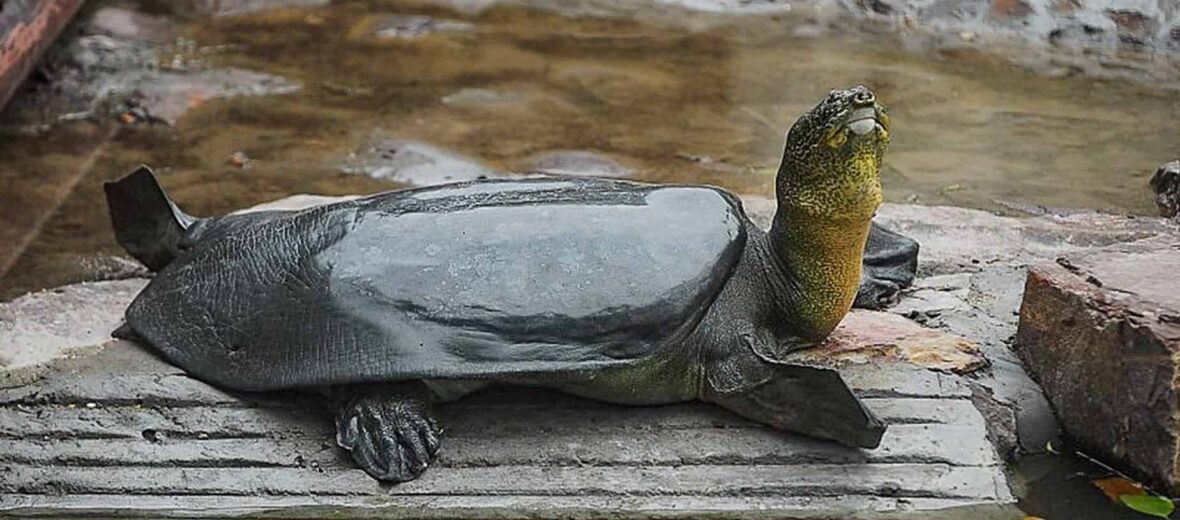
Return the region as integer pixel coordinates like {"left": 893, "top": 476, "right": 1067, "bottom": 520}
{"left": 854, "top": 222, "right": 918, "bottom": 309}
{"left": 333, "top": 382, "right": 442, "bottom": 483}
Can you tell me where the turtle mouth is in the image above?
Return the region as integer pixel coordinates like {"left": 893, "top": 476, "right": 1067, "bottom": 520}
{"left": 843, "top": 106, "right": 887, "bottom": 137}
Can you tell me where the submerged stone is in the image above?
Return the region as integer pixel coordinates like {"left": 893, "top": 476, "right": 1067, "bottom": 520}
{"left": 522, "top": 150, "right": 633, "bottom": 178}
{"left": 196, "top": 0, "right": 331, "bottom": 17}
{"left": 370, "top": 14, "right": 474, "bottom": 39}
{"left": 441, "top": 88, "right": 521, "bottom": 106}
{"left": 135, "top": 68, "right": 301, "bottom": 125}
{"left": 87, "top": 7, "right": 174, "bottom": 44}
{"left": 341, "top": 137, "right": 498, "bottom": 186}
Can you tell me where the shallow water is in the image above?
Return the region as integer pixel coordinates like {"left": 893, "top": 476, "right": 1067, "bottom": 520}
{"left": 2, "top": 1, "right": 1179, "bottom": 296}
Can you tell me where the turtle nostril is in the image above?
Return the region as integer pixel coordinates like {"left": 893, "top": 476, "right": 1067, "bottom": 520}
{"left": 852, "top": 90, "right": 875, "bottom": 106}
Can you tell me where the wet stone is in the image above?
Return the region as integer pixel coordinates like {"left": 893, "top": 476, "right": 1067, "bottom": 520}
{"left": 370, "top": 14, "right": 474, "bottom": 39}
{"left": 194, "top": 0, "right": 331, "bottom": 17}
{"left": 1151, "top": 160, "right": 1180, "bottom": 219}
{"left": 1015, "top": 238, "right": 1180, "bottom": 493}
{"left": 86, "top": 7, "right": 175, "bottom": 44}
{"left": 341, "top": 137, "right": 498, "bottom": 186}
{"left": 441, "top": 88, "right": 522, "bottom": 106}
{"left": 522, "top": 150, "right": 633, "bottom": 178}
{"left": 134, "top": 68, "right": 301, "bottom": 125}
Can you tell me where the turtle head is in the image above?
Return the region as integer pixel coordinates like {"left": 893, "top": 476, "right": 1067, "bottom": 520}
{"left": 775, "top": 86, "right": 888, "bottom": 222}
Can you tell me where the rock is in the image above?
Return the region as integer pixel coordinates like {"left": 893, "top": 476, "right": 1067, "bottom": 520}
{"left": 1151, "top": 160, "right": 1180, "bottom": 219}
{"left": 842, "top": 0, "right": 1179, "bottom": 56}
{"left": 1104, "top": 7, "right": 1158, "bottom": 45}
{"left": 794, "top": 310, "right": 987, "bottom": 374}
{"left": 341, "top": 137, "right": 498, "bottom": 186}
{"left": 989, "top": 0, "right": 1036, "bottom": 22}
{"left": 522, "top": 150, "right": 633, "bottom": 178}
{"left": 369, "top": 15, "right": 473, "bottom": 39}
{"left": 0, "top": 279, "right": 147, "bottom": 377}
{"left": 2, "top": 5, "right": 300, "bottom": 127}
{"left": 872, "top": 203, "right": 1177, "bottom": 276}
{"left": 132, "top": 68, "right": 301, "bottom": 125}
{"left": 86, "top": 7, "right": 174, "bottom": 43}
{"left": 1015, "top": 238, "right": 1180, "bottom": 493}
{"left": 194, "top": 0, "right": 331, "bottom": 17}
{"left": 650, "top": 0, "right": 792, "bottom": 14}
{"left": 890, "top": 267, "right": 1060, "bottom": 457}
{"left": 441, "top": 88, "right": 521, "bottom": 106}
{"left": 76, "top": 255, "right": 152, "bottom": 282}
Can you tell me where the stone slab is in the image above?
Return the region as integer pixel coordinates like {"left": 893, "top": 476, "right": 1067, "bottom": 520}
{"left": 0, "top": 338, "right": 1014, "bottom": 518}
{"left": 1015, "top": 237, "right": 1180, "bottom": 493}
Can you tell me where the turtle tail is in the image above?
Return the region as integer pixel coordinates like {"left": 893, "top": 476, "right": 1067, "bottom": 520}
{"left": 103, "top": 165, "right": 196, "bottom": 271}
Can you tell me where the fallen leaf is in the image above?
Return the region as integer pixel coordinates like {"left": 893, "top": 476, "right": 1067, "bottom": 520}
{"left": 1092, "top": 476, "right": 1145, "bottom": 501}
{"left": 1118, "top": 494, "right": 1175, "bottom": 518}
{"left": 1022, "top": 516, "right": 1046, "bottom": 520}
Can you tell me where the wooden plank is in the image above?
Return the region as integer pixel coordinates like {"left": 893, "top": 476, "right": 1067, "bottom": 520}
{"left": 0, "top": 494, "right": 1020, "bottom": 520}
{"left": 0, "top": 1, "right": 85, "bottom": 112}
{"left": 0, "top": 397, "right": 984, "bottom": 440}
{"left": 0, "top": 464, "right": 1009, "bottom": 500}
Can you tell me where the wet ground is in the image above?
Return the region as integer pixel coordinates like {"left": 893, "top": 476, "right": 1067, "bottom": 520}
{"left": 2, "top": 0, "right": 1179, "bottom": 299}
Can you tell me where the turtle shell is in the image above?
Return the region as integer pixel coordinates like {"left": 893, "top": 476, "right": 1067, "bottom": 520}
{"left": 125, "top": 178, "right": 748, "bottom": 391}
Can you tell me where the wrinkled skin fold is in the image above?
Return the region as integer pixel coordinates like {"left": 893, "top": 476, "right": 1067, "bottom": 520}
{"left": 107, "top": 86, "right": 916, "bottom": 483}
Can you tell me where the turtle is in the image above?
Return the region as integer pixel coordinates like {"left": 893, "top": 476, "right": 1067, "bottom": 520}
{"left": 105, "top": 86, "right": 917, "bottom": 483}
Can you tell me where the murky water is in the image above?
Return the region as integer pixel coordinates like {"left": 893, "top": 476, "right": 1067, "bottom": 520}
{"left": 2, "top": 1, "right": 1179, "bottom": 297}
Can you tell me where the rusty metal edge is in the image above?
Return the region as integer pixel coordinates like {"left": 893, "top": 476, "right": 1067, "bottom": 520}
{"left": 0, "top": 0, "right": 85, "bottom": 111}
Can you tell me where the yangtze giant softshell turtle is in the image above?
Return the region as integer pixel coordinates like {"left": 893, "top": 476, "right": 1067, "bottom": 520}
{"left": 106, "top": 86, "right": 918, "bottom": 483}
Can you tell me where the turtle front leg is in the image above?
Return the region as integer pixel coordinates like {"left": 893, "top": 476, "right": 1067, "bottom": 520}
{"left": 702, "top": 333, "right": 886, "bottom": 449}
{"left": 333, "top": 382, "right": 442, "bottom": 483}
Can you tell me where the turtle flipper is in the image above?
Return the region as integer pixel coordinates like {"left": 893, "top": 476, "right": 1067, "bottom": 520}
{"left": 334, "top": 383, "right": 442, "bottom": 483}
{"left": 711, "top": 364, "right": 885, "bottom": 449}
{"left": 854, "top": 222, "right": 918, "bottom": 309}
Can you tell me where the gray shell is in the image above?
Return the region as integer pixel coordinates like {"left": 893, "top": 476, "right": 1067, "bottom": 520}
{"left": 126, "top": 178, "right": 748, "bottom": 391}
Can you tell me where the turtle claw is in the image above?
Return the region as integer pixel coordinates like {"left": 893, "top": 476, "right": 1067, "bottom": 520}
{"left": 335, "top": 389, "right": 441, "bottom": 483}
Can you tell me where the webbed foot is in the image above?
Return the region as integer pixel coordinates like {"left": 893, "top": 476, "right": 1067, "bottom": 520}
{"left": 334, "top": 384, "right": 441, "bottom": 483}
{"left": 855, "top": 222, "right": 918, "bottom": 309}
